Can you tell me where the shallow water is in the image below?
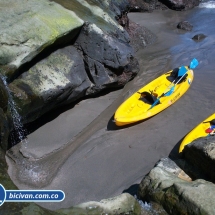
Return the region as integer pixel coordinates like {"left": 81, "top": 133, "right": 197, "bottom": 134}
{"left": 6, "top": 1, "right": 215, "bottom": 210}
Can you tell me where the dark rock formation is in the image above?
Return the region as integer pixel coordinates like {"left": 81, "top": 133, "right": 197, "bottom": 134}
{"left": 159, "top": 0, "right": 200, "bottom": 11}
{"left": 74, "top": 22, "right": 139, "bottom": 94}
{"left": 177, "top": 21, "right": 193, "bottom": 31}
{"left": 192, "top": 33, "right": 207, "bottom": 41}
{"left": 183, "top": 136, "right": 215, "bottom": 183}
{"left": 115, "top": 6, "right": 157, "bottom": 53}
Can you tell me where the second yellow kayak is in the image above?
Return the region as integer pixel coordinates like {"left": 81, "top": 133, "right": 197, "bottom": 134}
{"left": 179, "top": 113, "right": 215, "bottom": 153}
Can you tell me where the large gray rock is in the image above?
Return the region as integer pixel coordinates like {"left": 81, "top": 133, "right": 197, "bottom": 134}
{"left": 0, "top": 0, "right": 140, "bottom": 126}
{"left": 8, "top": 22, "right": 139, "bottom": 124}
{"left": 0, "top": 0, "right": 84, "bottom": 79}
{"left": 52, "top": 0, "right": 130, "bottom": 42}
{"left": 138, "top": 158, "right": 215, "bottom": 215}
{"left": 58, "top": 193, "right": 141, "bottom": 215}
{"left": 9, "top": 45, "right": 91, "bottom": 123}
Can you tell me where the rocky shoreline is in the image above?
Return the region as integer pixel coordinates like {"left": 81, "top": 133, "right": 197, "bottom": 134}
{"left": 1, "top": 0, "right": 215, "bottom": 214}
{"left": 138, "top": 136, "right": 215, "bottom": 215}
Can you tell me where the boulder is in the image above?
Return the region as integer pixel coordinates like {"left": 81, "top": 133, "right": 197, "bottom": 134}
{"left": 192, "top": 33, "right": 207, "bottom": 41}
{"left": 74, "top": 23, "right": 139, "bottom": 94}
{"left": 9, "top": 45, "right": 91, "bottom": 123}
{"left": 58, "top": 193, "right": 141, "bottom": 215}
{"left": 0, "top": 0, "right": 84, "bottom": 79}
{"left": 52, "top": 0, "right": 130, "bottom": 43}
{"left": 177, "top": 21, "right": 193, "bottom": 31}
{"left": 183, "top": 136, "right": 215, "bottom": 183}
{"left": 138, "top": 158, "right": 215, "bottom": 215}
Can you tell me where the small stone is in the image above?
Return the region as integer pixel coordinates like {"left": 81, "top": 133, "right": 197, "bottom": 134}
{"left": 177, "top": 21, "right": 193, "bottom": 31}
{"left": 192, "top": 34, "right": 207, "bottom": 41}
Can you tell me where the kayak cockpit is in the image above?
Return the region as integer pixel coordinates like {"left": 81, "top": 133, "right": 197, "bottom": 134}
{"left": 138, "top": 91, "right": 160, "bottom": 105}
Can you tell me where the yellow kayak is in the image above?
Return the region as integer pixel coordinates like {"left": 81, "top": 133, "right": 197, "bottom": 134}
{"left": 179, "top": 113, "right": 215, "bottom": 153}
{"left": 114, "top": 59, "right": 199, "bottom": 126}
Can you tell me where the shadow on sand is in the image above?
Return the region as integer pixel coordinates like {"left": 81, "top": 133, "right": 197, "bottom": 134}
{"left": 122, "top": 184, "right": 139, "bottom": 196}
{"left": 168, "top": 136, "right": 186, "bottom": 160}
{"left": 106, "top": 115, "right": 150, "bottom": 131}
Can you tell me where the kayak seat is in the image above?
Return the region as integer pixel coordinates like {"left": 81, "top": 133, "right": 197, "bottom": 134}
{"left": 138, "top": 91, "right": 160, "bottom": 105}
{"left": 210, "top": 119, "right": 215, "bottom": 125}
{"left": 167, "top": 68, "right": 188, "bottom": 83}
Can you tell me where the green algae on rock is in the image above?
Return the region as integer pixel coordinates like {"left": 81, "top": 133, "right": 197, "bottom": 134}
{"left": 0, "top": 0, "right": 84, "bottom": 72}
{"left": 52, "top": 0, "right": 129, "bottom": 42}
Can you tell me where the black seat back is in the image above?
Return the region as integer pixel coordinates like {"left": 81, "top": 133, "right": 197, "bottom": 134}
{"left": 139, "top": 91, "right": 159, "bottom": 105}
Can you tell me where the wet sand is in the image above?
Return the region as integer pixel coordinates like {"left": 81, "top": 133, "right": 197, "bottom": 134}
{"left": 6, "top": 5, "right": 215, "bottom": 210}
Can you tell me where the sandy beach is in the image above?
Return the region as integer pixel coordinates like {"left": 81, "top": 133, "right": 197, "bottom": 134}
{"left": 6, "top": 4, "right": 215, "bottom": 210}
